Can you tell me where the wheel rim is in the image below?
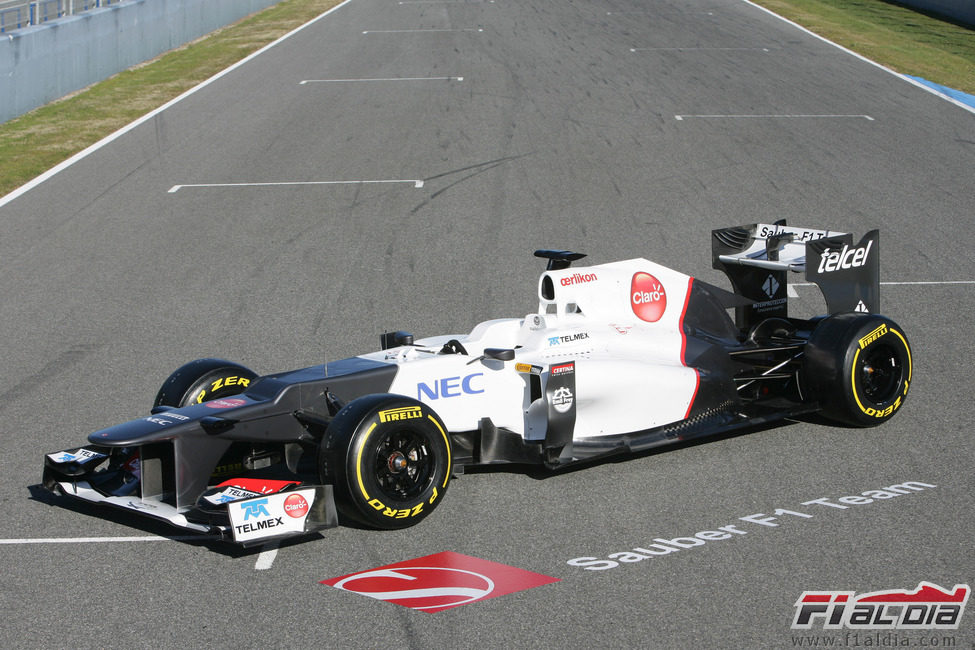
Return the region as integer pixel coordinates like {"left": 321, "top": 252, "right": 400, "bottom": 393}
{"left": 373, "top": 428, "right": 433, "bottom": 501}
{"left": 860, "top": 343, "right": 902, "bottom": 403}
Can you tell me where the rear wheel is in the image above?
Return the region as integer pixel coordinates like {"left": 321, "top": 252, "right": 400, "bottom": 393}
{"left": 802, "top": 314, "right": 912, "bottom": 427}
{"left": 154, "top": 358, "right": 258, "bottom": 408}
{"left": 319, "top": 394, "right": 451, "bottom": 529}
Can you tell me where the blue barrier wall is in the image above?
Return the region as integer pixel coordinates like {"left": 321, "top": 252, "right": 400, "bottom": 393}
{"left": 0, "top": 0, "right": 283, "bottom": 123}
{"left": 896, "top": 0, "right": 975, "bottom": 26}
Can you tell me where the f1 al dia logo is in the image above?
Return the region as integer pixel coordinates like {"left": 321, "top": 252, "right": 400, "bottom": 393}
{"left": 792, "top": 582, "right": 970, "bottom": 630}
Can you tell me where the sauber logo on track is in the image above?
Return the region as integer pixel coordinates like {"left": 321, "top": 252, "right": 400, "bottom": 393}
{"left": 792, "top": 582, "right": 970, "bottom": 630}
{"left": 631, "top": 272, "right": 667, "bottom": 322}
{"left": 322, "top": 551, "right": 559, "bottom": 613}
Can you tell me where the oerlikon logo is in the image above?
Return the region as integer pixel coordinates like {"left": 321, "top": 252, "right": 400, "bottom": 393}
{"left": 631, "top": 272, "right": 667, "bottom": 322}
{"left": 322, "top": 551, "right": 559, "bottom": 613}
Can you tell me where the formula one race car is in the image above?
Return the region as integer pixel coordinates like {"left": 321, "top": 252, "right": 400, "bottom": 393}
{"left": 43, "top": 223, "right": 912, "bottom": 546}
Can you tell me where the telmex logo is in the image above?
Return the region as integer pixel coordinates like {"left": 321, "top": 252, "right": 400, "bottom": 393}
{"left": 631, "top": 272, "right": 667, "bottom": 322}
{"left": 322, "top": 551, "right": 560, "bottom": 613}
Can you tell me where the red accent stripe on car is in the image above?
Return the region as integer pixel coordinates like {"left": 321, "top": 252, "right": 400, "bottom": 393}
{"left": 679, "top": 278, "right": 700, "bottom": 419}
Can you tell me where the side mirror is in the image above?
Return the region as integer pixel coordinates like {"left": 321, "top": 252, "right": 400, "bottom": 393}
{"left": 380, "top": 330, "right": 414, "bottom": 350}
{"left": 484, "top": 348, "right": 515, "bottom": 361}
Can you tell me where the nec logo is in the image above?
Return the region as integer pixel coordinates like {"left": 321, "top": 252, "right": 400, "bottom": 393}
{"left": 418, "top": 373, "right": 485, "bottom": 400}
{"left": 631, "top": 272, "right": 667, "bottom": 322}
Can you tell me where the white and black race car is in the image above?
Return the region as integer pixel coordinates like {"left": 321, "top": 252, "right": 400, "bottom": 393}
{"left": 43, "top": 223, "right": 912, "bottom": 546}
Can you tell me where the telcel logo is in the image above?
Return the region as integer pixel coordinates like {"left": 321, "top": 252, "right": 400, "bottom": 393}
{"left": 817, "top": 240, "right": 873, "bottom": 274}
{"left": 631, "top": 272, "right": 667, "bottom": 322}
{"left": 418, "top": 373, "right": 485, "bottom": 400}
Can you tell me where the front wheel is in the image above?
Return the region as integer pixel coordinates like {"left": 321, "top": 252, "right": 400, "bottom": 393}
{"left": 154, "top": 358, "right": 258, "bottom": 408}
{"left": 319, "top": 394, "right": 451, "bottom": 529}
{"left": 802, "top": 313, "right": 912, "bottom": 427}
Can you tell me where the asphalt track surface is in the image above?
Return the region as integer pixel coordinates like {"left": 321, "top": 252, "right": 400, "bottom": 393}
{"left": 2, "top": 0, "right": 974, "bottom": 647}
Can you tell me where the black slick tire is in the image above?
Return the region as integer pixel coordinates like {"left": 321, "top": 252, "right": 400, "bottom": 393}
{"left": 154, "top": 358, "right": 258, "bottom": 408}
{"left": 319, "top": 394, "right": 451, "bottom": 529}
{"left": 802, "top": 313, "right": 912, "bottom": 427}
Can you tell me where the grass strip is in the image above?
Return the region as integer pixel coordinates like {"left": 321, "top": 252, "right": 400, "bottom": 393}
{"left": 0, "top": 0, "right": 343, "bottom": 199}
{"left": 751, "top": 0, "right": 974, "bottom": 94}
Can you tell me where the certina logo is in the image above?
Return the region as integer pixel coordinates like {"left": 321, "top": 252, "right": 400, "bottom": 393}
{"left": 551, "top": 362, "right": 574, "bottom": 376}
{"left": 817, "top": 240, "right": 873, "bottom": 274}
{"left": 379, "top": 406, "right": 423, "bottom": 423}
{"left": 561, "top": 272, "right": 597, "bottom": 286}
{"left": 792, "top": 582, "right": 970, "bottom": 630}
{"left": 630, "top": 272, "right": 667, "bottom": 322}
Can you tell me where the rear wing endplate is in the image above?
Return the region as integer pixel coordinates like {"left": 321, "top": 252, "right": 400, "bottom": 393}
{"left": 712, "top": 222, "right": 880, "bottom": 329}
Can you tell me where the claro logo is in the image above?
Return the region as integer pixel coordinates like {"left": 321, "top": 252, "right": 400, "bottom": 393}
{"left": 631, "top": 272, "right": 667, "bottom": 322}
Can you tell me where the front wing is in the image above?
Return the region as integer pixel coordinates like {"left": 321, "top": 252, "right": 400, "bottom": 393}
{"left": 43, "top": 446, "right": 338, "bottom": 546}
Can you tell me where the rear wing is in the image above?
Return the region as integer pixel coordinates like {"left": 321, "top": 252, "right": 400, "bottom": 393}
{"left": 712, "top": 222, "right": 879, "bottom": 330}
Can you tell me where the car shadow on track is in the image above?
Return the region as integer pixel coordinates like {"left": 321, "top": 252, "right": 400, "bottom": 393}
{"left": 461, "top": 418, "right": 808, "bottom": 480}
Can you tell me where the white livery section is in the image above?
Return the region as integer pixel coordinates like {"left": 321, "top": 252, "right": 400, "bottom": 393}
{"left": 716, "top": 223, "right": 847, "bottom": 272}
{"left": 364, "top": 258, "right": 701, "bottom": 441}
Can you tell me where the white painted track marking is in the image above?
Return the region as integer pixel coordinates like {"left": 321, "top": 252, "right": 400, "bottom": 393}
{"left": 0, "top": 535, "right": 220, "bottom": 544}
{"left": 631, "top": 47, "right": 771, "bottom": 52}
{"left": 675, "top": 114, "right": 874, "bottom": 121}
{"left": 362, "top": 28, "right": 483, "bottom": 34}
{"left": 793, "top": 281, "right": 975, "bottom": 288}
{"left": 168, "top": 179, "right": 425, "bottom": 193}
{"left": 0, "top": 0, "right": 357, "bottom": 210}
{"left": 254, "top": 541, "right": 280, "bottom": 571}
{"left": 299, "top": 77, "right": 463, "bottom": 84}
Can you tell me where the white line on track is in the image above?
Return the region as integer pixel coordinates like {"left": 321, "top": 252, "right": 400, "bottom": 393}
{"left": 631, "top": 47, "right": 771, "bottom": 52}
{"left": 399, "top": 0, "right": 495, "bottom": 4}
{"left": 168, "top": 179, "right": 425, "bottom": 193}
{"left": 362, "top": 28, "right": 483, "bottom": 34}
{"left": 794, "top": 281, "right": 975, "bottom": 288}
{"left": 675, "top": 114, "right": 874, "bottom": 121}
{"left": 254, "top": 541, "right": 280, "bottom": 571}
{"left": 0, "top": 535, "right": 220, "bottom": 544}
{"left": 299, "top": 76, "right": 463, "bottom": 84}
